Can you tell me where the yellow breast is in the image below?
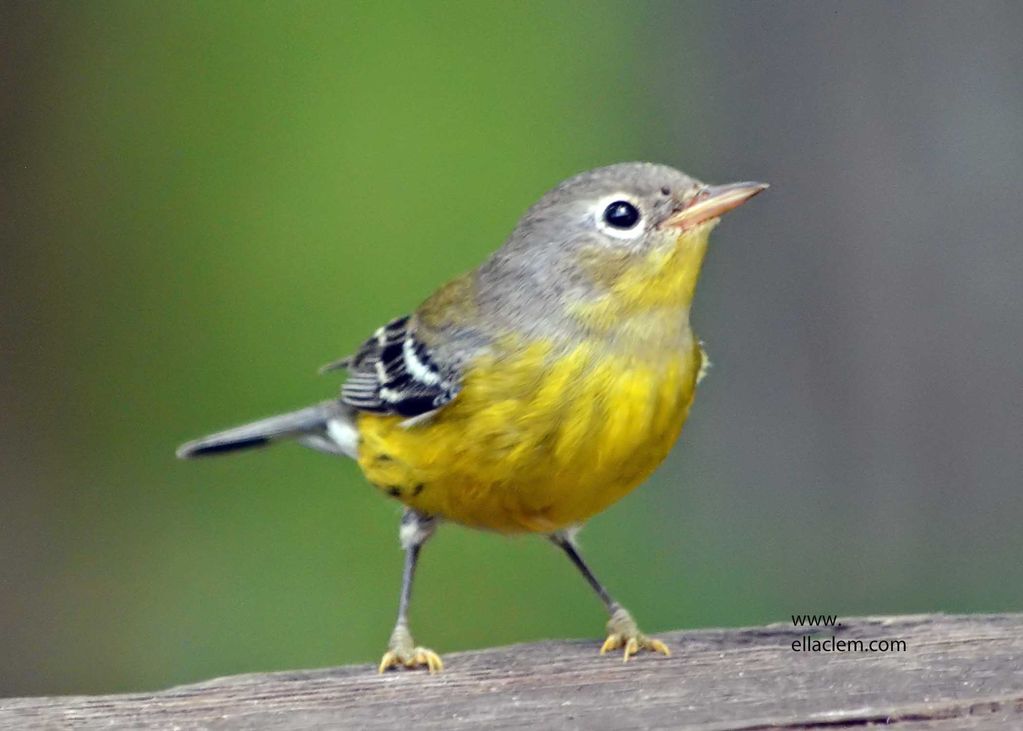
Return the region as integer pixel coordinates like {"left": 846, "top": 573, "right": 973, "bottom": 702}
{"left": 356, "top": 339, "right": 704, "bottom": 533}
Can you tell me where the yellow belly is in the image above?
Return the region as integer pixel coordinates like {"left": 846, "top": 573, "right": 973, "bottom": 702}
{"left": 356, "top": 341, "right": 703, "bottom": 533}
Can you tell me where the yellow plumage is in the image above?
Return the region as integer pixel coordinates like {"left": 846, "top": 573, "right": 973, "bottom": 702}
{"left": 357, "top": 224, "right": 712, "bottom": 533}
{"left": 358, "top": 341, "right": 703, "bottom": 532}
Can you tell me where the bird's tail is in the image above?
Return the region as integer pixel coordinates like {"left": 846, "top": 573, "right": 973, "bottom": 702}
{"left": 176, "top": 400, "right": 358, "bottom": 459}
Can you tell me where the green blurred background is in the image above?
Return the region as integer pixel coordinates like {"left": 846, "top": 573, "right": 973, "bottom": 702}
{"left": 3, "top": 1, "right": 1022, "bottom": 696}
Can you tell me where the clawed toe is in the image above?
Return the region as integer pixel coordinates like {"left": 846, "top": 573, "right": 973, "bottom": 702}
{"left": 378, "top": 625, "right": 444, "bottom": 673}
{"left": 378, "top": 646, "right": 444, "bottom": 673}
{"left": 600, "top": 606, "right": 671, "bottom": 662}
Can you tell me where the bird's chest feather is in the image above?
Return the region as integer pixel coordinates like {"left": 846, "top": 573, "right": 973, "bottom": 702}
{"left": 357, "top": 339, "right": 703, "bottom": 532}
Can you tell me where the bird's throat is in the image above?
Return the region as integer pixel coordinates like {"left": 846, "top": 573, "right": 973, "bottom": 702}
{"left": 571, "top": 225, "right": 713, "bottom": 336}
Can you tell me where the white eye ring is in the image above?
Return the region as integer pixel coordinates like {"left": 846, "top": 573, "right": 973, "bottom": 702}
{"left": 594, "top": 194, "right": 646, "bottom": 240}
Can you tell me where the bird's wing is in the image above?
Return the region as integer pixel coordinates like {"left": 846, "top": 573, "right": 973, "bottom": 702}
{"left": 330, "top": 315, "right": 463, "bottom": 419}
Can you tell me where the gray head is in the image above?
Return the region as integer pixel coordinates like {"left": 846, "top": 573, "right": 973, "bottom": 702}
{"left": 498, "top": 163, "right": 704, "bottom": 262}
{"left": 477, "top": 163, "right": 766, "bottom": 320}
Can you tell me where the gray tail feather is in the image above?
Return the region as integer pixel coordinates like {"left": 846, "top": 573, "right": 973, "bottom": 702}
{"left": 176, "top": 401, "right": 346, "bottom": 459}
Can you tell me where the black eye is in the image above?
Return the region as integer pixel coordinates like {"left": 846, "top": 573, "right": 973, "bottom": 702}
{"left": 602, "top": 200, "right": 640, "bottom": 230}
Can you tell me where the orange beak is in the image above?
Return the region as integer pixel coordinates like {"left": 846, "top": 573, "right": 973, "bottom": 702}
{"left": 663, "top": 181, "right": 768, "bottom": 230}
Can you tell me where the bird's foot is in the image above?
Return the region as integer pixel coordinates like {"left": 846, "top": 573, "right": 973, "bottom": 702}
{"left": 600, "top": 606, "right": 671, "bottom": 662}
{"left": 378, "top": 624, "right": 443, "bottom": 673}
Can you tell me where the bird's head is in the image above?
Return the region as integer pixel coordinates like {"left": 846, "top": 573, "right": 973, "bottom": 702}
{"left": 484, "top": 162, "right": 766, "bottom": 329}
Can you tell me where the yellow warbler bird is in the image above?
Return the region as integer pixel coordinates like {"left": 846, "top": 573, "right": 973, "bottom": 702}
{"left": 177, "top": 162, "right": 766, "bottom": 673}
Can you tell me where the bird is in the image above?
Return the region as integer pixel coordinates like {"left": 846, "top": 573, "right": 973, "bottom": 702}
{"left": 177, "top": 162, "right": 767, "bottom": 673}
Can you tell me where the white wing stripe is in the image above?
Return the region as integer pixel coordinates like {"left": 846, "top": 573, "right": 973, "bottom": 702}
{"left": 403, "top": 336, "right": 441, "bottom": 386}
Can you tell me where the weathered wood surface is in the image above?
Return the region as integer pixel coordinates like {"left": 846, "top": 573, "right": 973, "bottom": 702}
{"left": 2, "top": 614, "right": 1022, "bottom": 730}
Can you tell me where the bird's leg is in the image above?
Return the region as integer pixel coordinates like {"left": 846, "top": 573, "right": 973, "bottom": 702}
{"left": 378, "top": 509, "right": 443, "bottom": 673}
{"left": 549, "top": 530, "right": 670, "bottom": 661}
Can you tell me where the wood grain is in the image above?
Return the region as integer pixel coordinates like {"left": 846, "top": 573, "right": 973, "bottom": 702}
{"left": 2, "top": 614, "right": 1022, "bottom": 730}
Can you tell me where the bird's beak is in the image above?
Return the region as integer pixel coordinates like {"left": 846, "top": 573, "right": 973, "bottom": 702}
{"left": 663, "top": 181, "right": 768, "bottom": 230}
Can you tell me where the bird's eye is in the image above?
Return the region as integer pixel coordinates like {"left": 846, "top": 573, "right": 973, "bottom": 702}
{"left": 602, "top": 201, "right": 640, "bottom": 230}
